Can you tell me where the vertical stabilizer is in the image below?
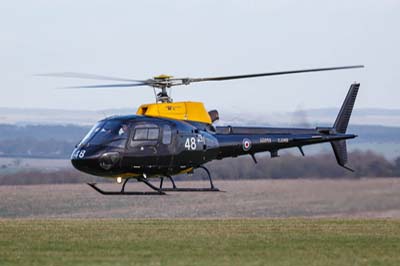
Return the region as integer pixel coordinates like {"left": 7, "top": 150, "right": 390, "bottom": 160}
{"left": 333, "top": 83, "right": 360, "bottom": 133}
{"left": 330, "top": 83, "right": 360, "bottom": 171}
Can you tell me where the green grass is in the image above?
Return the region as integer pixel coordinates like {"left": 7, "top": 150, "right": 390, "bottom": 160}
{"left": 0, "top": 219, "right": 400, "bottom": 266}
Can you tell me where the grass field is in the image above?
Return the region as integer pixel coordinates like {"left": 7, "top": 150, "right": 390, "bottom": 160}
{"left": 0, "top": 219, "right": 399, "bottom": 266}
{"left": 1, "top": 180, "right": 400, "bottom": 265}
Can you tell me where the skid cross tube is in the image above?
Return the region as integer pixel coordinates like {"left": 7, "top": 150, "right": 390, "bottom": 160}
{"left": 159, "top": 175, "right": 177, "bottom": 190}
{"left": 167, "top": 175, "right": 177, "bottom": 189}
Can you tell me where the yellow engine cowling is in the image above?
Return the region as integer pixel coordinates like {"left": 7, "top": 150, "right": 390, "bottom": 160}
{"left": 136, "top": 101, "right": 212, "bottom": 124}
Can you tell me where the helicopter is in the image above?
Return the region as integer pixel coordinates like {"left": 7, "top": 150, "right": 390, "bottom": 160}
{"left": 42, "top": 65, "right": 363, "bottom": 195}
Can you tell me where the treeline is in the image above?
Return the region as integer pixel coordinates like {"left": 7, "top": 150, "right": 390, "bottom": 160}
{"left": 205, "top": 150, "right": 400, "bottom": 179}
{"left": 0, "top": 138, "right": 74, "bottom": 158}
{"left": 1, "top": 150, "right": 400, "bottom": 185}
{"left": 0, "top": 124, "right": 90, "bottom": 158}
{"left": 0, "top": 124, "right": 90, "bottom": 141}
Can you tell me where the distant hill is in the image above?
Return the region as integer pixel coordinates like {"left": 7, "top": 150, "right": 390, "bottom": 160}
{"left": 0, "top": 123, "right": 399, "bottom": 159}
{"left": 1, "top": 106, "right": 399, "bottom": 158}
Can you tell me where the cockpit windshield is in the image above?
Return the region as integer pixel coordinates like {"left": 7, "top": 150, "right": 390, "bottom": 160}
{"left": 78, "top": 121, "right": 104, "bottom": 147}
{"left": 78, "top": 120, "right": 129, "bottom": 148}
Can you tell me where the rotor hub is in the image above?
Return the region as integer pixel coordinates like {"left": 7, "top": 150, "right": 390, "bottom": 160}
{"left": 152, "top": 74, "right": 174, "bottom": 102}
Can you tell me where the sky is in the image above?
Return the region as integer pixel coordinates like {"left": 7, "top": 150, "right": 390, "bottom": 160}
{"left": 0, "top": 0, "right": 399, "bottom": 113}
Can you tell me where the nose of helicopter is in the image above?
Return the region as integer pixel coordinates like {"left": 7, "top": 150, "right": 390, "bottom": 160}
{"left": 71, "top": 150, "right": 121, "bottom": 174}
{"left": 70, "top": 148, "right": 98, "bottom": 174}
{"left": 70, "top": 157, "right": 96, "bottom": 174}
{"left": 70, "top": 158, "right": 84, "bottom": 172}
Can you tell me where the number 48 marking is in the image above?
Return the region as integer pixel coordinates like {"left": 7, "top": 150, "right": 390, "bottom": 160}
{"left": 185, "top": 137, "right": 197, "bottom": 150}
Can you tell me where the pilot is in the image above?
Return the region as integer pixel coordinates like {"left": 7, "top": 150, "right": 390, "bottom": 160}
{"left": 118, "top": 124, "right": 129, "bottom": 137}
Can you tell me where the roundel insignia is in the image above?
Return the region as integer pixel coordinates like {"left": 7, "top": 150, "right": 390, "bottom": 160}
{"left": 242, "top": 138, "right": 252, "bottom": 151}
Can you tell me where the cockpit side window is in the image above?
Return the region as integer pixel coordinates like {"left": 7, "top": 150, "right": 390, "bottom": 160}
{"left": 162, "top": 125, "right": 172, "bottom": 144}
{"left": 133, "top": 128, "right": 148, "bottom": 140}
{"left": 131, "top": 124, "right": 160, "bottom": 142}
{"left": 148, "top": 128, "right": 159, "bottom": 140}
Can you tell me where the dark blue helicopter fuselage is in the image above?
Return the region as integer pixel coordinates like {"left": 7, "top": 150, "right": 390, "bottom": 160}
{"left": 70, "top": 114, "right": 355, "bottom": 179}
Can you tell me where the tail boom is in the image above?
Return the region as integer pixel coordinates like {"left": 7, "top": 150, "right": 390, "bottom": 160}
{"left": 213, "top": 83, "right": 360, "bottom": 171}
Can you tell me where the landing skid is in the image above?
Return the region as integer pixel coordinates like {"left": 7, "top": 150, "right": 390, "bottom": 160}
{"left": 159, "top": 166, "right": 221, "bottom": 192}
{"left": 87, "top": 177, "right": 165, "bottom": 195}
{"left": 87, "top": 166, "right": 220, "bottom": 195}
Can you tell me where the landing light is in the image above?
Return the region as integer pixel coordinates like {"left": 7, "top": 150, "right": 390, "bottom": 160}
{"left": 116, "top": 177, "right": 122, "bottom": 184}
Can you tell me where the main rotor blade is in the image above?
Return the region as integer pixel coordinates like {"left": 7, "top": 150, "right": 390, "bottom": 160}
{"left": 185, "top": 65, "right": 364, "bottom": 83}
{"left": 64, "top": 82, "right": 151, "bottom": 89}
{"left": 38, "top": 72, "right": 144, "bottom": 83}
